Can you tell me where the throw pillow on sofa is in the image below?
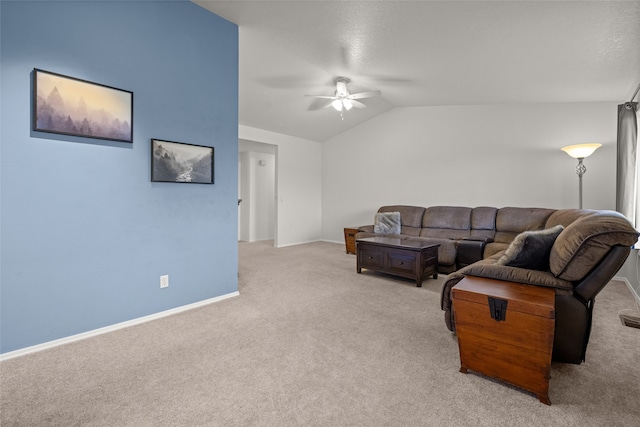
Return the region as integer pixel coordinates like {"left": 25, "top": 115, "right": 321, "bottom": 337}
{"left": 374, "top": 212, "right": 401, "bottom": 234}
{"left": 496, "top": 225, "right": 564, "bottom": 271}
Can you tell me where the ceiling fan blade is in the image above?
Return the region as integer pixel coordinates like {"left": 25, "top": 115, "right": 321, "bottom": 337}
{"left": 304, "top": 95, "right": 337, "bottom": 99}
{"left": 307, "top": 98, "right": 335, "bottom": 111}
{"left": 350, "top": 100, "right": 367, "bottom": 109}
{"left": 348, "top": 90, "right": 382, "bottom": 100}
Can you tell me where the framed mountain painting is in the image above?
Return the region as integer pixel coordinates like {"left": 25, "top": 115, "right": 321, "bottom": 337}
{"left": 151, "top": 139, "right": 214, "bottom": 184}
{"left": 33, "top": 68, "right": 133, "bottom": 143}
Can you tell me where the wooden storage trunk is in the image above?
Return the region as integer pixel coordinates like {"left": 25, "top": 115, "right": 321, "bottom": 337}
{"left": 452, "top": 276, "right": 555, "bottom": 405}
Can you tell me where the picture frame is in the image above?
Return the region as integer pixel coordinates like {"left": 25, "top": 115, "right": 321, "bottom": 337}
{"left": 151, "top": 139, "right": 214, "bottom": 184}
{"left": 33, "top": 68, "right": 133, "bottom": 143}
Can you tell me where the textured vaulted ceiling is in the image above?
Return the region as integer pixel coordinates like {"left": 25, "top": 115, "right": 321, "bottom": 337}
{"left": 194, "top": 1, "right": 640, "bottom": 142}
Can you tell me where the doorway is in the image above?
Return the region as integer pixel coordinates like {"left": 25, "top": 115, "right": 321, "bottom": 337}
{"left": 238, "top": 139, "right": 277, "bottom": 245}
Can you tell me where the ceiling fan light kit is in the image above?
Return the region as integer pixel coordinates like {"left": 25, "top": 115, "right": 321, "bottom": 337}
{"left": 306, "top": 76, "right": 381, "bottom": 119}
{"left": 332, "top": 99, "right": 353, "bottom": 111}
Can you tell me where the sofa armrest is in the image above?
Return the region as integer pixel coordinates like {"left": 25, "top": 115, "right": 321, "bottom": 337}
{"left": 461, "top": 264, "right": 573, "bottom": 291}
{"left": 440, "top": 261, "right": 573, "bottom": 332}
{"left": 441, "top": 272, "right": 465, "bottom": 331}
{"left": 358, "top": 225, "right": 374, "bottom": 233}
{"left": 456, "top": 239, "right": 488, "bottom": 268}
{"left": 573, "top": 245, "right": 630, "bottom": 303}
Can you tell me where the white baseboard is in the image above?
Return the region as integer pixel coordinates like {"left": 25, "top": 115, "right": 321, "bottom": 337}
{"left": 244, "top": 239, "right": 341, "bottom": 248}
{"left": 276, "top": 239, "right": 322, "bottom": 248}
{"left": 321, "top": 239, "right": 345, "bottom": 245}
{"left": 613, "top": 275, "right": 640, "bottom": 308}
{"left": 0, "top": 291, "right": 239, "bottom": 362}
{"left": 247, "top": 238, "right": 275, "bottom": 243}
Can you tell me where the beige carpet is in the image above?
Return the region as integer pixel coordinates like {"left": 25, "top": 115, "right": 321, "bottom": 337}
{"left": 1, "top": 241, "right": 639, "bottom": 426}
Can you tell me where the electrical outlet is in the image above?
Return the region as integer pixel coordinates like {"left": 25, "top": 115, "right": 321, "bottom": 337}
{"left": 160, "top": 275, "right": 169, "bottom": 288}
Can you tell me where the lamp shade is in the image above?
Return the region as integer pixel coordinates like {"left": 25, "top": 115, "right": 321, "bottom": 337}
{"left": 561, "top": 143, "right": 602, "bottom": 159}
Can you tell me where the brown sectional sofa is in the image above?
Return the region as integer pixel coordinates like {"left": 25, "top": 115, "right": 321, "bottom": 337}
{"left": 356, "top": 205, "right": 562, "bottom": 273}
{"left": 356, "top": 205, "right": 639, "bottom": 364}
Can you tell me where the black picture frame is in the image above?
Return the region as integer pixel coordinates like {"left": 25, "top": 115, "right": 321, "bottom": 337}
{"left": 33, "top": 68, "right": 133, "bottom": 143}
{"left": 151, "top": 139, "right": 214, "bottom": 184}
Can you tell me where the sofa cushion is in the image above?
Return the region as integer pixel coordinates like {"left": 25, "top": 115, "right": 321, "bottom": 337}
{"left": 422, "top": 206, "right": 472, "bottom": 230}
{"left": 550, "top": 211, "right": 639, "bottom": 281}
{"left": 484, "top": 242, "right": 510, "bottom": 258}
{"left": 471, "top": 206, "right": 498, "bottom": 230}
{"left": 496, "top": 225, "right": 564, "bottom": 271}
{"left": 374, "top": 212, "right": 401, "bottom": 234}
{"left": 420, "top": 228, "right": 470, "bottom": 240}
{"left": 378, "top": 205, "right": 425, "bottom": 228}
{"left": 400, "top": 225, "right": 421, "bottom": 237}
{"left": 420, "top": 206, "right": 472, "bottom": 240}
{"left": 494, "top": 207, "right": 556, "bottom": 244}
{"left": 545, "top": 209, "right": 593, "bottom": 229}
{"left": 403, "top": 236, "right": 458, "bottom": 266}
{"left": 378, "top": 205, "right": 424, "bottom": 236}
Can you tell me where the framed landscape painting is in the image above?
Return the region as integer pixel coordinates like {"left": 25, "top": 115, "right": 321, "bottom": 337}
{"left": 33, "top": 68, "right": 133, "bottom": 143}
{"left": 151, "top": 139, "right": 214, "bottom": 184}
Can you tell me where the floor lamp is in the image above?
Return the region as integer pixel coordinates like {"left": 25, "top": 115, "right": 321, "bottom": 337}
{"left": 561, "top": 143, "right": 602, "bottom": 209}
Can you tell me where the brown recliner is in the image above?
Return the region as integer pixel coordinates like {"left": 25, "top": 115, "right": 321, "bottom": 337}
{"left": 441, "top": 210, "right": 638, "bottom": 364}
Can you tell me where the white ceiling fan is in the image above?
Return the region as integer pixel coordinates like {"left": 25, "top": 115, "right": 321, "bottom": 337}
{"left": 305, "top": 77, "right": 381, "bottom": 119}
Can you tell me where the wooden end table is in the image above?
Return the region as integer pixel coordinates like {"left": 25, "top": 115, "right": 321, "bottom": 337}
{"left": 356, "top": 236, "right": 439, "bottom": 287}
{"left": 344, "top": 227, "right": 359, "bottom": 255}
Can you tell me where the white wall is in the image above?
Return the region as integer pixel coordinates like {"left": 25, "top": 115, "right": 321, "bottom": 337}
{"left": 239, "top": 125, "right": 322, "bottom": 247}
{"left": 322, "top": 102, "right": 619, "bottom": 243}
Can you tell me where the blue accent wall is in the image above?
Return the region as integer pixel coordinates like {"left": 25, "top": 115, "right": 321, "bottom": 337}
{"left": 0, "top": 1, "right": 238, "bottom": 353}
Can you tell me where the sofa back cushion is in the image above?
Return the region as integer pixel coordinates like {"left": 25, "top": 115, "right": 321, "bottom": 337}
{"left": 545, "top": 209, "right": 593, "bottom": 228}
{"left": 470, "top": 206, "right": 498, "bottom": 240}
{"left": 494, "top": 207, "right": 556, "bottom": 244}
{"left": 420, "top": 206, "right": 472, "bottom": 240}
{"left": 378, "top": 205, "right": 425, "bottom": 237}
{"left": 550, "top": 211, "right": 639, "bottom": 281}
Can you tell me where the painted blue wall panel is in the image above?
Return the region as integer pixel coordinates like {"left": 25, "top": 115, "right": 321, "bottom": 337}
{"left": 0, "top": 1, "right": 239, "bottom": 353}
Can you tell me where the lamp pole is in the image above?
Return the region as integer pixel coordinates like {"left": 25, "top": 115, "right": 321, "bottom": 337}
{"left": 576, "top": 157, "right": 587, "bottom": 209}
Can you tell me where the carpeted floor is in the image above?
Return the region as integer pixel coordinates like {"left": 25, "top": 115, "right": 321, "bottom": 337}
{"left": 1, "top": 241, "right": 639, "bottom": 426}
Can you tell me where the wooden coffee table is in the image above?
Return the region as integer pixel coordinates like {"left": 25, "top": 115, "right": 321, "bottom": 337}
{"left": 356, "top": 237, "right": 439, "bottom": 287}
